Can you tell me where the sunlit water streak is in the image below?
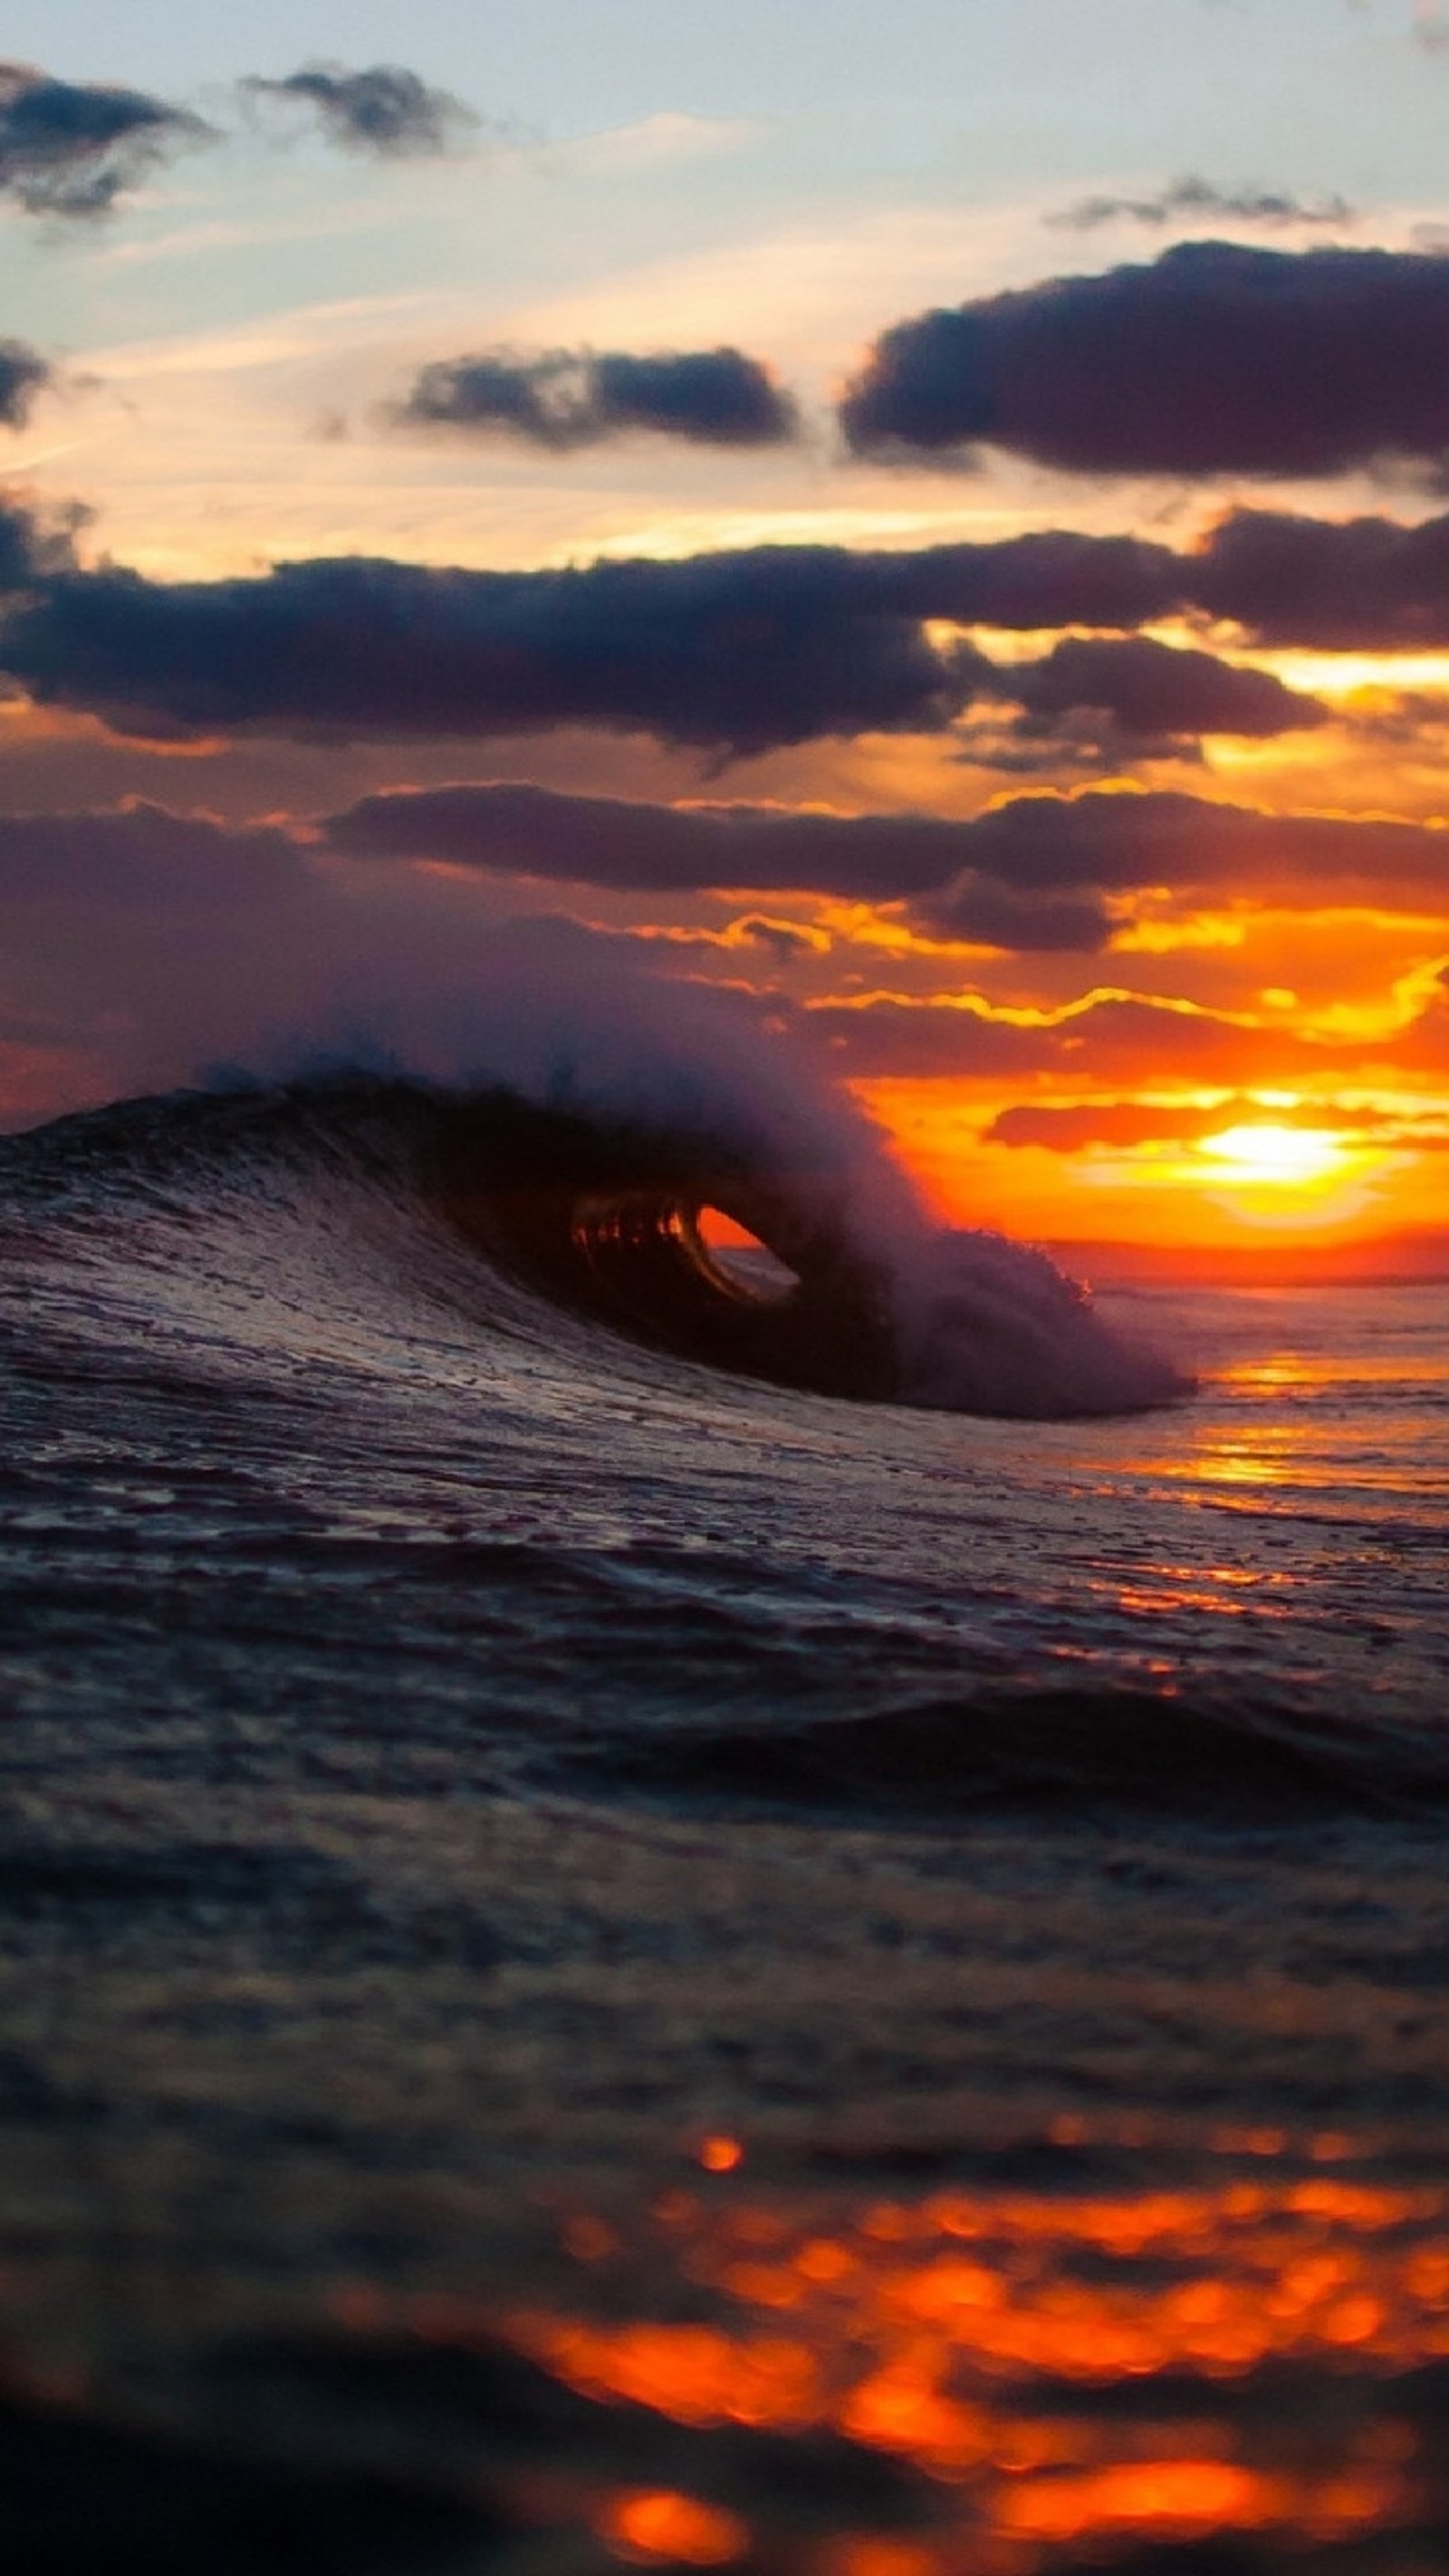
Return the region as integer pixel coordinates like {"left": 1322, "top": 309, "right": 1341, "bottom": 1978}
{"left": 338, "top": 2125, "right": 1449, "bottom": 2569}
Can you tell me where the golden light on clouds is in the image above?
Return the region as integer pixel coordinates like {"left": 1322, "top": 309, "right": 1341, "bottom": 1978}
{"left": 1255, "top": 649, "right": 1449, "bottom": 699}
{"left": 856, "top": 1076, "right": 1442, "bottom": 1252}
{"left": 0, "top": 45, "right": 1444, "bottom": 1289}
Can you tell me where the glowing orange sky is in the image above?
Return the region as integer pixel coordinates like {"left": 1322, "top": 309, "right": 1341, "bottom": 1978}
{"left": 861, "top": 1077, "right": 1448, "bottom": 1249}
{"left": 1, "top": 14, "right": 1448, "bottom": 1263}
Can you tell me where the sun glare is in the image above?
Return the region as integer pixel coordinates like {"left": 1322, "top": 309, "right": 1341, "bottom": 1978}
{"left": 1195, "top": 1123, "right": 1348, "bottom": 1189}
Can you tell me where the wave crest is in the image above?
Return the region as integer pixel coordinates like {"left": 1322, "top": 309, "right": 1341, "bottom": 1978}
{"left": 5, "top": 1053, "right": 1191, "bottom": 1418}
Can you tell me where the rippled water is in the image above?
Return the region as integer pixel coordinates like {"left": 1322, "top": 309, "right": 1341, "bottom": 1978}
{"left": 0, "top": 1081, "right": 1445, "bottom": 2571}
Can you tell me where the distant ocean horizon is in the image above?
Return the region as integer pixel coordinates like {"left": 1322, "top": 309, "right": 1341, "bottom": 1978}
{"left": 1046, "top": 1226, "right": 1449, "bottom": 1286}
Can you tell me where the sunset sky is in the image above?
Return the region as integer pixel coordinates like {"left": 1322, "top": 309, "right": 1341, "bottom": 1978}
{"left": 3, "top": 0, "right": 1448, "bottom": 1256}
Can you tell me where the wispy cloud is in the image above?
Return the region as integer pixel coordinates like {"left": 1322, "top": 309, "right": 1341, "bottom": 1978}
{"left": 1047, "top": 176, "right": 1355, "bottom": 235}
{"left": 239, "top": 63, "right": 478, "bottom": 159}
{"left": 0, "top": 59, "right": 211, "bottom": 223}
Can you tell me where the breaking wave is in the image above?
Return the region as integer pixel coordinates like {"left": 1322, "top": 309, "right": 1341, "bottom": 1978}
{"left": 3, "top": 1068, "right": 1187, "bottom": 1418}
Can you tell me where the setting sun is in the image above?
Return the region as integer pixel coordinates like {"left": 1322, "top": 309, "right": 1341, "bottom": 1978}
{"left": 1195, "top": 1123, "right": 1349, "bottom": 1190}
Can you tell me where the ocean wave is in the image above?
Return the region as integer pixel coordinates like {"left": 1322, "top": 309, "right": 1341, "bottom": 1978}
{"left": 2, "top": 1064, "right": 1444, "bottom": 1819}
{"left": 1, "top": 1071, "right": 1189, "bottom": 1419}
{"left": 555, "top": 1684, "right": 1449, "bottom": 1818}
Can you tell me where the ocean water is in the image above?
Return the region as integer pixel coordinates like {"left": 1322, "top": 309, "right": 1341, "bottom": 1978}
{"left": 1, "top": 1074, "right": 1446, "bottom": 2574}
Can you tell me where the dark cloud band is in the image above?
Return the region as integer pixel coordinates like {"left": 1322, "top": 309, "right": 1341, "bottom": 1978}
{"left": 1000, "top": 636, "right": 1326, "bottom": 746}
{"left": 0, "top": 523, "right": 1192, "bottom": 753}
{"left": 841, "top": 243, "right": 1449, "bottom": 478}
{"left": 917, "top": 788, "right": 1449, "bottom": 937}
{"left": 0, "top": 534, "right": 1319, "bottom": 755}
{"left": 321, "top": 781, "right": 1111, "bottom": 948}
{"left": 1195, "top": 505, "right": 1449, "bottom": 647}
{"left": 393, "top": 345, "right": 799, "bottom": 449}
{"left": 6, "top": 493, "right": 1449, "bottom": 750}
{"left": 30, "top": 770, "right": 1438, "bottom": 944}
{"left": 323, "top": 779, "right": 1449, "bottom": 926}
{"left": 0, "top": 553, "right": 963, "bottom": 753}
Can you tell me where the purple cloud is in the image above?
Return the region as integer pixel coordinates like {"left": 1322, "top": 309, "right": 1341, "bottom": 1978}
{"left": 394, "top": 345, "right": 799, "bottom": 450}
{"left": 841, "top": 243, "right": 1449, "bottom": 479}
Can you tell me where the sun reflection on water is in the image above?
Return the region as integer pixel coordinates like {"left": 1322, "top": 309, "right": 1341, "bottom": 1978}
{"left": 1099, "top": 1305, "right": 1445, "bottom": 1514}
{"left": 502, "top": 2137, "right": 1449, "bottom": 2569}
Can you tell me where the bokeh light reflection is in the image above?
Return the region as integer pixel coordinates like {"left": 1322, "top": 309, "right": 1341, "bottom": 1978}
{"left": 509, "top": 2140, "right": 1449, "bottom": 2568}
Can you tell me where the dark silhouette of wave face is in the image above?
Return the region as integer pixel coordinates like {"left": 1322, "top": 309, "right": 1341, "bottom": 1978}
{"left": 426, "top": 1086, "right": 900, "bottom": 1401}
{"left": 3, "top": 1069, "right": 1191, "bottom": 1416}
{"left": 421, "top": 1082, "right": 1189, "bottom": 1414}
